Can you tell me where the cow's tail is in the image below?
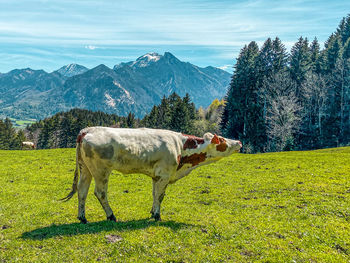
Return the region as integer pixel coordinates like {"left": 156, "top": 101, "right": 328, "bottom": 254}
{"left": 59, "top": 143, "right": 81, "bottom": 202}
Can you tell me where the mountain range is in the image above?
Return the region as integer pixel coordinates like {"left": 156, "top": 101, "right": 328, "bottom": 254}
{"left": 0, "top": 52, "right": 231, "bottom": 120}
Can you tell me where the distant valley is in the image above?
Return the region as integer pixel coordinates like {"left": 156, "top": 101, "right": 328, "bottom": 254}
{"left": 0, "top": 52, "right": 231, "bottom": 120}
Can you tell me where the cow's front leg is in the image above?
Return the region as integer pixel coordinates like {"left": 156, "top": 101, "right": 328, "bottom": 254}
{"left": 77, "top": 166, "right": 92, "bottom": 224}
{"left": 94, "top": 172, "right": 116, "bottom": 222}
{"left": 152, "top": 176, "right": 169, "bottom": 221}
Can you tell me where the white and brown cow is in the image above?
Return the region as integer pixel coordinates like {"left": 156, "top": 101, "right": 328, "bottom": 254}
{"left": 61, "top": 127, "right": 242, "bottom": 223}
{"left": 21, "top": 141, "right": 35, "bottom": 150}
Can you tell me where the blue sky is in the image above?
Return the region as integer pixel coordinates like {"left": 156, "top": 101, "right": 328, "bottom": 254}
{"left": 0, "top": 0, "right": 349, "bottom": 73}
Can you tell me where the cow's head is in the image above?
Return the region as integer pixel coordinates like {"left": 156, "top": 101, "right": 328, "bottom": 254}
{"left": 203, "top": 133, "right": 242, "bottom": 159}
{"left": 178, "top": 133, "right": 242, "bottom": 171}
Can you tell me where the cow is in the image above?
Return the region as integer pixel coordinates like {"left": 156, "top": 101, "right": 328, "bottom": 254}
{"left": 61, "top": 127, "right": 242, "bottom": 223}
{"left": 21, "top": 141, "right": 35, "bottom": 150}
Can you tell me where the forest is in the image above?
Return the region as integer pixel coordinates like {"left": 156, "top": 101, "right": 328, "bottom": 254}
{"left": 221, "top": 14, "right": 350, "bottom": 152}
{"left": 1, "top": 14, "right": 350, "bottom": 152}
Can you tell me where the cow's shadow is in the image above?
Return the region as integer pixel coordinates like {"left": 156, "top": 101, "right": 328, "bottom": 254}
{"left": 21, "top": 218, "right": 195, "bottom": 240}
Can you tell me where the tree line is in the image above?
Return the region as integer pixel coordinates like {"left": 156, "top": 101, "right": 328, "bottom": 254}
{"left": 0, "top": 93, "right": 223, "bottom": 150}
{"left": 221, "top": 14, "right": 350, "bottom": 152}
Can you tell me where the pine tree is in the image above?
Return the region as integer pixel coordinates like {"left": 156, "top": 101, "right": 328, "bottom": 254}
{"left": 126, "top": 112, "right": 136, "bottom": 128}
{"left": 289, "top": 37, "right": 312, "bottom": 96}
{"left": 272, "top": 37, "right": 288, "bottom": 72}
{"left": 15, "top": 130, "right": 27, "bottom": 149}
{"left": 38, "top": 119, "right": 54, "bottom": 149}
{"left": 222, "top": 41, "right": 262, "bottom": 152}
{"left": 310, "top": 38, "right": 321, "bottom": 73}
{"left": 2, "top": 118, "right": 17, "bottom": 150}
{"left": 337, "top": 15, "right": 350, "bottom": 45}
{"left": 59, "top": 113, "right": 75, "bottom": 148}
{"left": 158, "top": 96, "right": 171, "bottom": 129}
{"left": 326, "top": 35, "right": 342, "bottom": 72}
{"left": 0, "top": 119, "right": 5, "bottom": 149}
{"left": 169, "top": 94, "right": 186, "bottom": 132}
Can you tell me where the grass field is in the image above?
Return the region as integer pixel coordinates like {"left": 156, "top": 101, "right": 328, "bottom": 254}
{"left": 8, "top": 118, "right": 36, "bottom": 129}
{"left": 1, "top": 147, "right": 350, "bottom": 262}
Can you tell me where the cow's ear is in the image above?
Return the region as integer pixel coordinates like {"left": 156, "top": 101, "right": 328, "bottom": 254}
{"left": 211, "top": 134, "right": 220, "bottom": 144}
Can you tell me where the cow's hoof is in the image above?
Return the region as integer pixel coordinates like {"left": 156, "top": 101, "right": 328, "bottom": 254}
{"left": 154, "top": 213, "right": 161, "bottom": 221}
{"left": 107, "top": 213, "right": 117, "bottom": 222}
{"left": 78, "top": 216, "right": 88, "bottom": 224}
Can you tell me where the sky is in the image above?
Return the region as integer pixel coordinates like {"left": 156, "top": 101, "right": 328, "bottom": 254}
{"left": 0, "top": 0, "right": 349, "bottom": 73}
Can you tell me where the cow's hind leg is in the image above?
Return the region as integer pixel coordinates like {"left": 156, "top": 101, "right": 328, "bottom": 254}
{"left": 152, "top": 177, "right": 169, "bottom": 221}
{"left": 94, "top": 170, "right": 116, "bottom": 222}
{"left": 77, "top": 165, "right": 92, "bottom": 224}
{"left": 150, "top": 178, "right": 156, "bottom": 218}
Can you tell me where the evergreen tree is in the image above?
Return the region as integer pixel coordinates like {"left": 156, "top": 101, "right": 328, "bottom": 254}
{"left": 2, "top": 118, "right": 17, "bottom": 150}
{"left": 337, "top": 15, "right": 350, "bottom": 45}
{"left": 126, "top": 112, "right": 136, "bottom": 128}
{"left": 289, "top": 37, "right": 312, "bottom": 96}
{"left": 310, "top": 38, "right": 321, "bottom": 73}
{"left": 256, "top": 38, "right": 275, "bottom": 80}
{"left": 158, "top": 96, "right": 171, "bottom": 129}
{"left": 37, "top": 118, "right": 55, "bottom": 149}
{"left": 272, "top": 37, "right": 289, "bottom": 72}
{"left": 326, "top": 35, "right": 342, "bottom": 72}
{"left": 0, "top": 119, "right": 5, "bottom": 149}
{"left": 222, "top": 41, "right": 263, "bottom": 152}
{"left": 59, "top": 113, "right": 75, "bottom": 148}
{"left": 15, "top": 130, "right": 27, "bottom": 150}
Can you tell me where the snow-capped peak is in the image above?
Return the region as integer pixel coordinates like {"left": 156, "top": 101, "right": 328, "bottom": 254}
{"left": 132, "top": 52, "right": 162, "bottom": 68}
{"left": 56, "top": 63, "right": 88, "bottom": 77}
{"left": 141, "top": 52, "right": 161, "bottom": 62}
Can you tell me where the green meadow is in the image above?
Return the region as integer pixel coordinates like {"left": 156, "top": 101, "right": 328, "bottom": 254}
{"left": 8, "top": 118, "right": 36, "bottom": 129}
{"left": 1, "top": 147, "right": 350, "bottom": 262}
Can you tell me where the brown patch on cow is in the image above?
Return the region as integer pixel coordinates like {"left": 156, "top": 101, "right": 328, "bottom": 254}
{"left": 177, "top": 152, "right": 207, "bottom": 170}
{"left": 216, "top": 137, "right": 228, "bottom": 152}
{"left": 216, "top": 143, "right": 228, "bottom": 152}
{"left": 182, "top": 134, "right": 205, "bottom": 150}
{"left": 211, "top": 134, "right": 220, "bottom": 144}
{"left": 76, "top": 132, "right": 87, "bottom": 143}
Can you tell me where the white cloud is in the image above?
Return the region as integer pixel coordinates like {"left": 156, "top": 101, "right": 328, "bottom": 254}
{"left": 0, "top": 0, "right": 349, "bottom": 71}
{"left": 85, "top": 45, "right": 98, "bottom": 50}
{"left": 218, "top": 64, "right": 232, "bottom": 72}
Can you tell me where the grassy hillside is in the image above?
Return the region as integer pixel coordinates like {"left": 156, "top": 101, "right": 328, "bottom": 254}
{"left": 1, "top": 147, "right": 350, "bottom": 262}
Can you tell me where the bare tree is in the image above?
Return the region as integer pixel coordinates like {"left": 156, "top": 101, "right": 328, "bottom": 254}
{"left": 301, "top": 72, "right": 328, "bottom": 146}
{"left": 261, "top": 72, "right": 301, "bottom": 151}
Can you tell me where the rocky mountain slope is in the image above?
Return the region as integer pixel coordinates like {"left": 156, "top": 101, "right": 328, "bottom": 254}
{"left": 55, "top": 64, "right": 89, "bottom": 78}
{"left": 0, "top": 52, "right": 231, "bottom": 120}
